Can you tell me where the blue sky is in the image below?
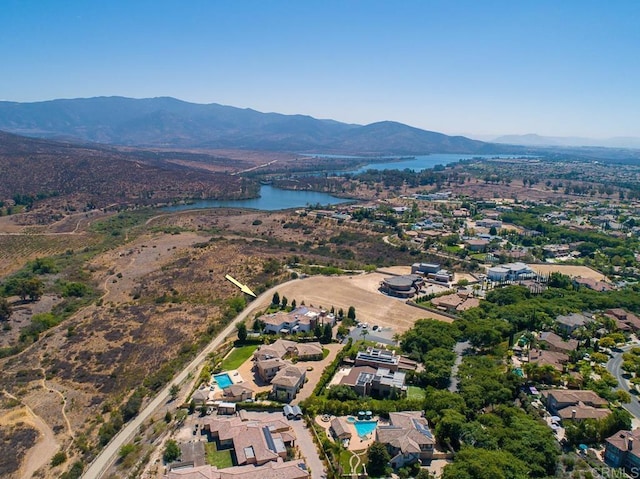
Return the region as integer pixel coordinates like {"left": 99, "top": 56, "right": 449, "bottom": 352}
{"left": 1, "top": 0, "right": 638, "bottom": 138}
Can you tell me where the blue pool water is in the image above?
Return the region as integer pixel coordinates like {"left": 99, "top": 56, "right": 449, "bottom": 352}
{"left": 214, "top": 373, "right": 233, "bottom": 389}
{"left": 346, "top": 416, "right": 356, "bottom": 423}
{"left": 353, "top": 420, "right": 377, "bottom": 438}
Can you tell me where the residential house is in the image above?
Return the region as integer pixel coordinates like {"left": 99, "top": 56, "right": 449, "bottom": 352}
{"left": 260, "top": 306, "right": 330, "bottom": 334}
{"left": 256, "top": 358, "right": 290, "bottom": 383}
{"left": 430, "top": 292, "right": 480, "bottom": 313}
{"left": 222, "top": 384, "right": 254, "bottom": 403}
{"left": 606, "top": 309, "right": 640, "bottom": 332}
{"left": 340, "top": 365, "right": 407, "bottom": 398}
{"left": 191, "top": 387, "right": 213, "bottom": 406}
{"left": 376, "top": 411, "right": 435, "bottom": 469}
{"left": 573, "top": 277, "right": 615, "bottom": 292}
{"left": 354, "top": 348, "right": 418, "bottom": 373}
{"left": 543, "top": 389, "right": 610, "bottom": 421}
{"left": 538, "top": 331, "right": 578, "bottom": 354}
{"left": 527, "top": 349, "right": 569, "bottom": 373}
{"left": 487, "top": 262, "right": 536, "bottom": 282}
{"left": 555, "top": 313, "right": 593, "bottom": 335}
{"left": 203, "top": 416, "right": 296, "bottom": 466}
{"left": 465, "top": 238, "right": 490, "bottom": 252}
{"left": 166, "top": 459, "right": 310, "bottom": 479}
{"left": 605, "top": 429, "right": 640, "bottom": 472}
{"left": 271, "top": 365, "right": 306, "bottom": 402}
{"left": 254, "top": 339, "right": 323, "bottom": 362}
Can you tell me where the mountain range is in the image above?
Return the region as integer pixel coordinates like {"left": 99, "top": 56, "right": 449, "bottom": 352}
{"left": 0, "top": 96, "right": 516, "bottom": 155}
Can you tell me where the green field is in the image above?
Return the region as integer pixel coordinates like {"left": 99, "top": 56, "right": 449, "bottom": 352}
{"left": 220, "top": 344, "right": 259, "bottom": 370}
{"left": 205, "top": 443, "right": 234, "bottom": 468}
{"left": 407, "top": 386, "right": 426, "bottom": 400}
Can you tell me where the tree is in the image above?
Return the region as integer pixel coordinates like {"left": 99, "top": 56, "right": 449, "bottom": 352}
{"left": 164, "top": 410, "right": 172, "bottom": 423}
{"left": 170, "top": 384, "right": 180, "bottom": 401}
{"left": 366, "top": 442, "right": 391, "bottom": 477}
{"left": 327, "top": 385, "right": 359, "bottom": 401}
{"left": 347, "top": 306, "right": 356, "bottom": 320}
{"left": 314, "top": 324, "right": 323, "bottom": 339}
{"left": 291, "top": 299, "right": 297, "bottom": 309}
{"left": 163, "top": 440, "right": 181, "bottom": 463}
{"left": 322, "top": 323, "right": 332, "bottom": 344}
{"left": 16, "top": 277, "right": 44, "bottom": 301}
{"left": 0, "top": 297, "right": 11, "bottom": 321}
{"left": 599, "top": 337, "right": 615, "bottom": 350}
{"left": 489, "top": 226, "right": 498, "bottom": 236}
{"left": 237, "top": 322, "right": 247, "bottom": 342}
{"left": 188, "top": 399, "right": 196, "bottom": 415}
{"left": 272, "top": 292, "right": 280, "bottom": 306}
{"left": 281, "top": 296, "right": 288, "bottom": 309}
{"left": 441, "top": 447, "right": 529, "bottom": 479}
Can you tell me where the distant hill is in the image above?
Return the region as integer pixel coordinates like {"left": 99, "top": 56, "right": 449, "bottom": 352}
{"left": 493, "top": 133, "right": 640, "bottom": 149}
{"left": 0, "top": 96, "right": 513, "bottom": 155}
{"left": 0, "top": 130, "right": 251, "bottom": 208}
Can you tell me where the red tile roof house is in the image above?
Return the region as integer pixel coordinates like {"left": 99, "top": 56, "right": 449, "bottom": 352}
{"left": 376, "top": 411, "right": 435, "bottom": 469}
{"left": 202, "top": 416, "right": 296, "bottom": 466}
{"left": 542, "top": 389, "right": 610, "bottom": 422}
{"left": 527, "top": 348, "right": 569, "bottom": 373}
{"left": 606, "top": 308, "right": 640, "bottom": 332}
{"left": 165, "top": 459, "right": 309, "bottom": 479}
{"left": 538, "top": 331, "right": 578, "bottom": 354}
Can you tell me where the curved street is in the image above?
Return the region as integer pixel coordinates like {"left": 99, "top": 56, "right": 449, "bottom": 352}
{"left": 81, "top": 277, "right": 300, "bottom": 479}
{"left": 606, "top": 345, "right": 640, "bottom": 419}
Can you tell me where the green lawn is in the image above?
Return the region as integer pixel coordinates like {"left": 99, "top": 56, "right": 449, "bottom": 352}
{"left": 205, "top": 443, "right": 234, "bottom": 468}
{"left": 407, "top": 386, "right": 426, "bottom": 400}
{"left": 339, "top": 449, "right": 366, "bottom": 475}
{"left": 220, "top": 344, "right": 259, "bottom": 370}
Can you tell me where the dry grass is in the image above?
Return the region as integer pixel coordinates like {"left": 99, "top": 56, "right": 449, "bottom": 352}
{"left": 527, "top": 263, "right": 607, "bottom": 281}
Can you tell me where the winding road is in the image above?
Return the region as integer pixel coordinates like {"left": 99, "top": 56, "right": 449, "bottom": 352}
{"left": 606, "top": 345, "right": 640, "bottom": 419}
{"left": 81, "top": 277, "right": 300, "bottom": 479}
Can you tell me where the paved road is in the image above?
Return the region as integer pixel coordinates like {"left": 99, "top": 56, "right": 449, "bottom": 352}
{"left": 449, "top": 341, "right": 471, "bottom": 392}
{"left": 606, "top": 345, "right": 640, "bottom": 419}
{"left": 81, "top": 278, "right": 300, "bottom": 479}
{"left": 288, "top": 417, "right": 327, "bottom": 479}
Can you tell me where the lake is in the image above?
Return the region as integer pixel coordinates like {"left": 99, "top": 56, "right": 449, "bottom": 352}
{"left": 163, "top": 185, "right": 349, "bottom": 212}
{"left": 343, "top": 153, "right": 515, "bottom": 174}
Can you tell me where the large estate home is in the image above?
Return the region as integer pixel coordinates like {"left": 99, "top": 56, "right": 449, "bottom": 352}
{"left": 354, "top": 347, "right": 418, "bottom": 373}
{"left": 339, "top": 365, "right": 407, "bottom": 398}
{"left": 253, "top": 339, "right": 314, "bottom": 401}
{"left": 543, "top": 389, "right": 610, "bottom": 422}
{"left": 605, "top": 429, "right": 640, "bottom": 473}
{"left": 203, "top": 415, "right": 296, "bottom": 466}
{"left": 166, "top": 459, "right": 309, "bottom": 479}
{"left": 376, "top": 411, "right": 435, "bottom": 469}
{"left": 259, "top": 306, "right": 334, "bottom": 334}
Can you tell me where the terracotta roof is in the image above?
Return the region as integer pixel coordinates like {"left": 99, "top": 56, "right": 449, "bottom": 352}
{"left": 528, "top": 349, "right": 569, "bottom": 371}
{"left": 557, "top": 403, "right": 611, "bottom": 421}
{"left": 376, "top": 411, "right": 434, "bottom": 454}
{"left": 538, "top": 331, "right": 578, "bottom": 352}
{"left": 272, "top": 365, "right": 306, "bottom": 388}
{"left": 166, "top": 460, "right": 309, "bottom": 479}
{"left": 330, "top": 417, "right": 352, "bottom": 438}
{"left": 606, "top": 429, "right": 640, "bottom": 454}
{"left": 545, "top": 389, "right": 609, "bottom": 407}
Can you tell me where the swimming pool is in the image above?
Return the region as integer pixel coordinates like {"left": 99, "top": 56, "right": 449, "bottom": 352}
{"left": 346, "top": 416, "right": 356, "bottom": 423}
{"left": 214, "top": 373, "right": 233, "bottom": 389}
{"left": 353, "top": 420, "right": 377, "bottom": 438}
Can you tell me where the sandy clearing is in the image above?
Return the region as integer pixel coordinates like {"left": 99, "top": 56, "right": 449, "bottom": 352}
{"left": 90, "top": 231, "right": 207, "bottom": 303}
{"left": 0, "top": 404, "right": 59, "bottom": 479}
{"left": 527, "top": 263, "right": 607, "bottom": 281}
{"left": 273, "top": 273, "right": 452, "bottom": 334}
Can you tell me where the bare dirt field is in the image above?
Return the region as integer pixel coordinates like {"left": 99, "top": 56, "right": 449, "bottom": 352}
{"left": 271, "top": 273, "right": 452, "bottom": 333}
{"left": 527, "top": 263, "right": 607, "bottom": 281}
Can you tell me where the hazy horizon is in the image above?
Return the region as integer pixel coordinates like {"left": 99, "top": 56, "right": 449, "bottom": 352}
{"left": 2, "top": 1, "right": 638, "bottom": 139}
